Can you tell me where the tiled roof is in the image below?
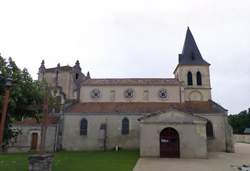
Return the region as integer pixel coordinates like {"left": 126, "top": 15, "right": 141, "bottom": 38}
{"left": 82, "top": 78, "right": 180, "bottom": 86}
{"left": 45, "top": 66, "right": 72, "bottom": 72}
{"left": 138, "top": 108, "right": 209, "bottom": 122}
{"left": 13, "top": 116, "right": 59, "bottom": 125}
{"left": 66, "top": 100, "right": 227, "bottom": 114}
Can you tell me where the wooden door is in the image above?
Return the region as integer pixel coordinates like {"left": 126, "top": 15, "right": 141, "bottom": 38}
{"left": 160, "top": 128, "right": 180, "bottom": 158}
{"left": 31, "top": 133, "right": 38, "bottom": 150}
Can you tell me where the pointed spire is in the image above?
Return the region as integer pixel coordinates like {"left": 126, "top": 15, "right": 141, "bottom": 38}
{"left": 41, "top": 60, "right": 45, "bottom": 66}
{"left": 86, "top": 71, "right": 90, "bottom": 79}
{"left": 179, "top": 27, "right": 209, "bottom": 65}
{"left": 56, "top": 63, "right": 60, "bottom": 69}
{"left": 75, "top": 60, "right": 80, "bottom": 66}
{"left": 39, "top": 60, "right": 46, "bottom": 73}
{"left": 73, "top": 60, "right": 81, "bottom": 72}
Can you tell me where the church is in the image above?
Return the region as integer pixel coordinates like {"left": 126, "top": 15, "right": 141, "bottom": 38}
{"left": 34, "top": 28, "right": 234, "bottom": 158}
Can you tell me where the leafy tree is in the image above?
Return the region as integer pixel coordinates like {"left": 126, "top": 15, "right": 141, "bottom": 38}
{"left": 0, "top": 55, "right": 52, "bottom": 147}
{"left": 228, "top": 108, "right": 250, "bottom": 134}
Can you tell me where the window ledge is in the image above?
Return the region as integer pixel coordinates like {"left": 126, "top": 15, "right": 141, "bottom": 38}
{"left": 207, "top": 136, "right": 215, "bottom": 140}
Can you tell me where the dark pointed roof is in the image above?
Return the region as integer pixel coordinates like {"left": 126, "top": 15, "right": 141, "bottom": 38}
{"left": 178, "top": 27, "right": 210, "bottom": 65}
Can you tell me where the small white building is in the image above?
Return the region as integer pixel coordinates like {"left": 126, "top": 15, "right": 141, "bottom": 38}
{"left": 8, "top": 116, "right": 60, "bottom": 153}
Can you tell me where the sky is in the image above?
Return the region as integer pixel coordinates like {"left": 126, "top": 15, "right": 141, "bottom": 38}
{"left": 0, "top": 0, "right": 249, "bottom": 114}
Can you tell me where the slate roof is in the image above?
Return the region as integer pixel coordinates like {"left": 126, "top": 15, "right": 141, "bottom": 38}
{"left": 82, "top": 78, "right": 180, "bottom": 86}
{"left": 178, "top": 27, "right": 210, "bottom": 65}
{"left": 66, "top": 100, "right": 227, "bottom": 114}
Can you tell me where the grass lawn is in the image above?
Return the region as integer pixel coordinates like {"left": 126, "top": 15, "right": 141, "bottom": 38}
{"left": 0, "top": 150, "right": 139, "bottom": 171}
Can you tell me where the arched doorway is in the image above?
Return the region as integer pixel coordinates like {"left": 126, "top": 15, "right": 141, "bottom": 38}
{"left": 160, "top": 127, "right": 180, "bottom": 158}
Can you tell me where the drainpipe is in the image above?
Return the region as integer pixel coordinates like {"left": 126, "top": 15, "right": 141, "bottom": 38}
{"left": 53, "top": 124, "right": 58, "bottom": 152}
{"left": 179, "top": 85, "right": 182, "bottom": 103}
{"left": 60, "top": 108, "right": 65, "bottom": 151}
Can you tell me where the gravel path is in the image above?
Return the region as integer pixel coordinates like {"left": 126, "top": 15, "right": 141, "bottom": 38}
{"left": 133, "top": 143, "right": 250, "bottom": 171}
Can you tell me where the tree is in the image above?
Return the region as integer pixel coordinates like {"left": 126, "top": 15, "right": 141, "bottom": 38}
{"left": 228, "top": 108, "right": 250, "bottom": 134}
{"left": 0, "top": 55, "right": 49, "bottom": 146}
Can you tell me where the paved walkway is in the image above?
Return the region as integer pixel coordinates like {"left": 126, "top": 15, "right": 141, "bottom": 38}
{"left": 133, "top": 143, "right": 250, "bottom": 171}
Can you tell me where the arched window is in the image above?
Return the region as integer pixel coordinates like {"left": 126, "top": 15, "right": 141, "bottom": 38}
{"left": 187, "top": 72, "right": 193, "bottom": 86}
{"left": 206, "top": 121, "right": 214, "bottom": 138}
{"left": 122, "top": 118, "right": 129, "bottom": 135}
{"left": 75, "top": 73, "right": 79, "bottom": 80}
{"left": 196, "top": 71, "right": 202, "bottom": 86}
{"left": 80, "top": 118, "right": 88, "bottom": 136}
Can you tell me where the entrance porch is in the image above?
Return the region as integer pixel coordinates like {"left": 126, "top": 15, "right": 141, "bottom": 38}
{"left": 138, "top": 109, "right": 208, "bottom": 158}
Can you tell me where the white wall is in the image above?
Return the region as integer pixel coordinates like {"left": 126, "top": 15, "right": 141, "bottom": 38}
{"left": 62, "top": 113, "right": 141, "bottom": 151}
{"left": 140, "top": 123, "right": 207, "bottom": 158}
{"left": 80, "top": 85, "right": 181, "bottom": 103}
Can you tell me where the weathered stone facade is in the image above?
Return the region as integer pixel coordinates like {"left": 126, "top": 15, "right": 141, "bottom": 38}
{"left": 28, "top": 154, "right": 54, "bottom": 171}
{"left": 62, "top": 113, "right": 140, "bottom": 150}
{"left": 139, "top": 110, "right": 208, "bottom": 158}
{"left": 8, "top": 117, "right": 60, "bottom": 153}
{"left": 32, "top": 27, "right": 235, "bottom": 158}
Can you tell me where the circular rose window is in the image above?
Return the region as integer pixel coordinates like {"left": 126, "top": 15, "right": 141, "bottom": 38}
{"left": 124, "top": 88, "right": 134, "bottom": 99}
{"left": 90, "top": 89, "right": 101, "bottom": 99}
{"left": 159, "top": 89, "right": 167, "bottom": 99}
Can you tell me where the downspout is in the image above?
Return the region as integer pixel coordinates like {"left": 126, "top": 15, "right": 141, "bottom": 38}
{"left": 53, "top": 123, "right": 58, "bottom": 152}
{"left": 224, "top": 111, "right": 228, "bottom": 152}
{"left": 60, "top": 109, "right": 65, "bottom": 151}
{"left": 223, "top": 111, "right": 234, "bottom": 152}
{"left": 179, "top": 85, "right": 182, "bottom": 103}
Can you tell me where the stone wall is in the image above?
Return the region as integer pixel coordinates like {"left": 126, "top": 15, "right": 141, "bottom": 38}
{"left": 195, "top": 113, "right": 227, "bottom": 152}
{"left": 140, "top": 123, "right": 207, "bottom": 158}
{"left": 42, "top": 71, "right": 75, "bottom": 100}
{"left": 8, "top": 125, "right": 58, "bottom": 153}
{"left": 80, "top": 85, "right": 181, "bottom": 103}
{"left": 62, "top": 113, "right": 141, "bottom": 151}
{"left": 62, "top": 111, "right": 229, "bottom": 156}
{"left": 234, "top": 134, "right": 250, "bottom": 143}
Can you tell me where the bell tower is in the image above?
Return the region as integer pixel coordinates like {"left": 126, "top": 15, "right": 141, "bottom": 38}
{"left": 174, "top": 27, "right": 211, "bottom": 101}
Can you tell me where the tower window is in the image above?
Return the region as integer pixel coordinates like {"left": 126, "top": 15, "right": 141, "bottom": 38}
{"left": 196, "top": 71, "right": 202, "bottom": 86}
{"left": 187, "top": 72, "right": 193, "bottom": 86}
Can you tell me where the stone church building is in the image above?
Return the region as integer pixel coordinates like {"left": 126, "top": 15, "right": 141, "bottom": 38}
{"left": 19, "top": 28, "right": 234, "bottom": 158}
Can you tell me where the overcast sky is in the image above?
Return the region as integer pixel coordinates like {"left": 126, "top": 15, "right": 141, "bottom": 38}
{"left": 0, "top": 0, "right": 249, "bottom": 114}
